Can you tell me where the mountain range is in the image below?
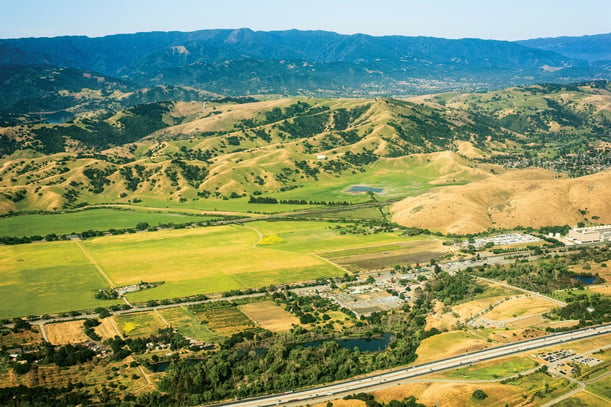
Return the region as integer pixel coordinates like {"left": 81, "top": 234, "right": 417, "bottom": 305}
{"left": 1, "top": 29, "right": 610, "bottom": 103}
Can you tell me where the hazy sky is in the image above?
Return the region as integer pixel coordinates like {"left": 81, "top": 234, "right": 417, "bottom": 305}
{"left": 2, "top": 0, "right": 610, "bottom": 40}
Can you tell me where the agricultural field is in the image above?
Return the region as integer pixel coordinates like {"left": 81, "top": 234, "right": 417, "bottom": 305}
{"left": 557, "top": 392, "right": 610, "bottom": 407}
{"left": 82, "top": 224, "right": 343, "bottom": 302}
{"left": 158, "top": 306, "right": 220, "bottom": 342}
{"left": 0, "top": 327, "right": 41, "bottom": 348}
{"left": 586, "top": 374, "right": 611, "bottom": 401}
{"left": 0, "top": 208, "right": 219, "bottom": 238}
{"left": 0, "top": 240, "right": 123, "bottom": 319}
{"left": 115, "top": 311, "right": 167, "bottom": 337}
{"left": 94, "top": 317, "right": 121, "bottom": 340}
{"left": 6, "top": 355, "right": 149, "bottom": 395}
{"left": 238, "top": 301, "right": 300, "bottom": 333}
{"left": 44, "top": 320, "right": 89, "bottom": 345}
{"left": 189, "top": 301, "right": 253, "bottom": 336}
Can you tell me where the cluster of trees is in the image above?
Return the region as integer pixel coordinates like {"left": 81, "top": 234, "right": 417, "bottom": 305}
{"left": 344, "top": 393, "right": 426, "bottom": 407}
{"left": 248, "top": 195, "right": 352, "bottom": 206}
{"left": 546, "top": 293, "right": 610, "bottom": 327}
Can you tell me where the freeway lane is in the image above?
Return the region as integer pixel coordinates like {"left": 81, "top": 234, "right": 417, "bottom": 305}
{"left": 207, "top": 324, "right": 611, "bottom": 407}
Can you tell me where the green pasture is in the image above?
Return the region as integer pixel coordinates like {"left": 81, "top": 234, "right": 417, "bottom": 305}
{"left": 115, "top": 311, "right": 167, "bottom": 337}
{"left": 270, "top": 155, "right": 478, "bottom": 202}
{"left": 132, "top": 197, "right": 311, "bottom": 214}
{"left": 80, "top": 223, "right": 343, "bottom": 302}
{"left": 0, "top": 241, "right": 121, "bottom": 319}
{"left": 158, "top": 306, "right": 221, "bottom": 342}
{"left": 444, "top": 357, "right": 538, "bottom": 380}
{"left": 0, "top": 208, "right": 218, "bottom": 237}
{"left": 249, "top": 220, "right": 404, "bottom": 254}
{"left": 586, "top": 375, "right": 611, "bottom": 400}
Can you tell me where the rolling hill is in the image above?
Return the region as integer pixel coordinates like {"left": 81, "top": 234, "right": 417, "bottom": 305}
{"left": 390, "top": 168, "right": 611, "bottom": 234}
{"left": 0, "top": 81, "right": 609, "bottom": 221}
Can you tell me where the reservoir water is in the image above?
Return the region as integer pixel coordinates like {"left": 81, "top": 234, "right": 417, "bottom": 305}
{"left": 347, "top": 185, "right": 384, "bottom": 193}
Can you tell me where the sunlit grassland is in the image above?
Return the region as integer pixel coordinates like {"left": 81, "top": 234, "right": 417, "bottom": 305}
{"left": 132, "top": 197, "right": 312, "bottom": 214}
{"left": 249, "top": 220, "right": 404, "bottom": 254}
{"left": 115, "top": 311, "right": 167, "bottom": 337}
{"left": 0, "top": 241, "right": 121, "bottom": 319}
{"left": 82, "top": 224, "right": 343, "bottom": 302}
{"left": 158, "top": 306, "right": 221, "bottom": 342}
{"left": 443, "top": 357, "right": 538, "bottom": 380}
{"left": 0, "top": 208, "right": 219, "bottom": 237}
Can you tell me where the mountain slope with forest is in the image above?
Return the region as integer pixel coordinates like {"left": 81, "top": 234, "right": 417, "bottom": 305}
{"left": 1, "top": 29, "right": 608, "bottom": 97}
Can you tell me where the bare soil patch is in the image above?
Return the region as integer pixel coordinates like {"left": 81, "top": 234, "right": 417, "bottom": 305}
{"left": 45, "top": 320, "right": 88, "bottom": 345}
{"left": 238, "top": 301, "right": 300, "bottom": 333}
{"left": 94, "top": 317, "right": 121, "bottom": 340}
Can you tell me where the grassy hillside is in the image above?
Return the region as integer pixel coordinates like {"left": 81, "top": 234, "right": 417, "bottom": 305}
{"left": 1, "top": 82, "right": 609, "bottom": 219}
{"left": 391, "top": 168, "right": 611, "bottom": 234}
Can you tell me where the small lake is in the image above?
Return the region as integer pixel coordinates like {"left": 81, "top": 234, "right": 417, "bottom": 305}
{"left": 348, "top": 185, "right": 384, "bottom": 193}
{"left": 300, "top": 333, "right": 392, "bottom": 352}
{"left": 573, "top": 275, "right": 596, "bottom": 285}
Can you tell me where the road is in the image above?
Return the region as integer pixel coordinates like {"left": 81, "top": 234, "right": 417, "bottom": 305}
{"left": 205, "top": 324, "right": 611, "bottom": 407}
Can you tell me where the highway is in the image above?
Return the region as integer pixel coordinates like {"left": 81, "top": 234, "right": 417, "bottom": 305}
{"left": 207, "top": 324, "right": 611, "bottom": 407}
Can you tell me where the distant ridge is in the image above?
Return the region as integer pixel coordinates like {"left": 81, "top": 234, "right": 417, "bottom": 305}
{"left": 1, "top": 29, "right": 608, "bottom": 96}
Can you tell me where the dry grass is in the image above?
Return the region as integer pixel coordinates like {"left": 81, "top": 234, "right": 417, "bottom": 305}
{"left": 94, "top": 317, "right": 121, "bottom": 340}
{"left": 392, "top": 169, "right": 611, "bottom": 234}
{"left": 238, "top": 301, "right": 300, "bottom": 333}
{"left": 415, "top": 331, "right": 491, "bottom": 364}
{"left": 44, "top": 320, "right": 88, "bottom": 345}
{"left": 481, "top": 296, "right": 557, "bottom": 321}
{"left": 373, "top": 381, "right": 524, "bottom": 407}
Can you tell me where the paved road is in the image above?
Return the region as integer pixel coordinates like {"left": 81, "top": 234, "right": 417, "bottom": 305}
{"left": 205, "top": 324, "right": 611, "bottom": 407}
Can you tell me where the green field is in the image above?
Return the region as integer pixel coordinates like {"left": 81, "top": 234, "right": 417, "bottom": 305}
{"left": 0, "top": 208, "right": 219, "bottom": 237}
{"left": 0, "top": 219, "right": 435, "bottom": 318}
{"left": 0, "top": 241, "right": 122, "bottom": 318}
{"left": 444, "top": 357, "right": 538, "bottom": 380}
{"left": 115, "top": 311, "right": 167, "bottom": 337}
{"left": 158, "top": 306, "right": 221, "bottom": 342}
{"left": 81, "top": 223, "right": 344, "bottom": 302}
{"left": 587, "top": 375, "right": 611, "bottom": 400}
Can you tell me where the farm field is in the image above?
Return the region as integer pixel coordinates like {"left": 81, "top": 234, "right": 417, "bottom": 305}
{"left": 0, "top": 208, "right": 219, "bottom": 237}
{"left": 189, "top": 301, "right": 253, "bottom": 336}
{"left": 158, "top": 306, "right": 220, "bottom": 342}
{"left": 238, "top": 301, "right": 300, "bottom": 333}
{"left": 586, "top": 374, "right": 611, "bottom": 401}
{"left": 94, "top": 317, "right": 121, "bottom": 340}
{"left": 82, "top": 223, "right": 343, "bottom": 302}
{"left": 557, "top": 392, "right": 609, "bottom": 407}
{"left": 44, "top": 320, "right": 89, "bottom": 345}
{"left": 115, "top": 311, "right": 167, "bottom": 337}
{"left": 0, "top": 241, "right": 123, "bottom": 319}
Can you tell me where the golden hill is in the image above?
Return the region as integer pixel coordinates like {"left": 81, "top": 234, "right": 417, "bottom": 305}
{"left": 390, "top": 169, "right": 611, "bottom": 234}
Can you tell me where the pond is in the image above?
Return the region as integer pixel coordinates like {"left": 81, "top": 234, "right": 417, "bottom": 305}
{"left": 300, "top": 332, "right": 393, "bottom": 352}
{"left": 347, "top": 185, "right": 384, "bottom": 193}
{"left": 573, "top": 275, "right": 596, "bottom": 285}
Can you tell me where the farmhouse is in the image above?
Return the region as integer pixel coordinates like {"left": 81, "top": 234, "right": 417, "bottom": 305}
{"left": 566, "top": 225, "right": 611, "bottom": 243}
